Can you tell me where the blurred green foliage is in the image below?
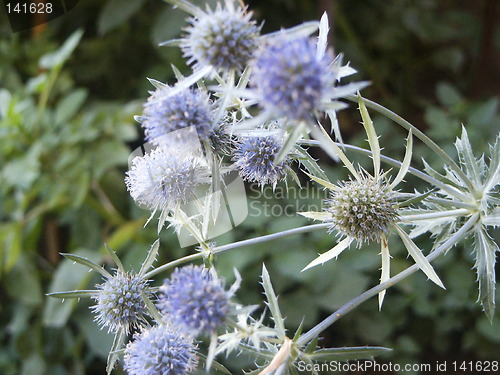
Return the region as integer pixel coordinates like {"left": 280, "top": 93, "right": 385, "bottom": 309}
{"left": 0, "top": 0, "right": 498, "bottom": 374}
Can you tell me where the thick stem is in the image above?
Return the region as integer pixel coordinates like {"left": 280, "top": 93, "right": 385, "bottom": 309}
{"left": 296, "top": 214, "right": 479, "bottom": 346}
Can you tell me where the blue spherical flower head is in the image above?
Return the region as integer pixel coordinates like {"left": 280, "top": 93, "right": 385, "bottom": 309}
{"left": 124, "top": 324, "right": 198, "bottom": 375}
{"left": 91, "top": 271, "right": 149, "bottom": 333}
{"left": 125, "top": 147, "right": 207, "bottom": 212}
{"left": 141, "top": 87, "right": 213, "bottom": 146}
{"left": 157, "top": 265, "right": 230, "bottom": 336}
{"left": 233, "top": 135, "right": 288, "bottom": 187}
{"left": 252, "top": 36, "right": 335, "bottom": 121}
{"left": 181, "top": 3, "right": 260, "bottom": 72}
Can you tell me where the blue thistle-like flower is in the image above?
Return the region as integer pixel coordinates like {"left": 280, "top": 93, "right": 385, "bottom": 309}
{"left": 125, "top": 147, "right": 206, "bottom": 212}
{"left": 181, "top": 3, "right": 260, "bottom": 72}
{"left": 157, "top": 265, "right": 230, "bottom": 336}
{"left": 251, "top": 36, "right": 335, "bottom": 120}
{"left": 124, "top": 324, "right": 198, "bottom": 375}
{"left": 140, "top": 87, "right": 213, "bottom": 145}
{"left": 91, "top": 271, "right": 149, "bottom": 333}
{"left": 325, "top": 175, "right": 399, "bottom": 244}
{"left": 233, "top": 135, "right": 288, "bottom": 186}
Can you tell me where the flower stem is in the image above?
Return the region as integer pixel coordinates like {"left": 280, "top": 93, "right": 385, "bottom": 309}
{"left": 296, "top": 214, "right": 479, "bottom": 346}
{"left": 213, "top": 223, "right": 330, "bottom": 254}
{"left": 345, "top": 95, "right": 476, "bottom": 195}
{"left": 144, "top": 223, "right": 330, "bottom": 278}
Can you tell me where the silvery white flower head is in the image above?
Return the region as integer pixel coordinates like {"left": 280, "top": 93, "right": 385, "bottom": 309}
{"left": 139, "top": 86, "right": 213, "bottom": 146}
{"left": 124, "top": 324, "right": 198, "bottom": 375}
{"left": 125, "top": 147, "right": 208, "bottom": 212}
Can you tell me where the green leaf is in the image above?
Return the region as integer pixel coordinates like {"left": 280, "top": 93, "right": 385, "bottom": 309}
{"left": 104, "top": 243, "right": 125, "bottom": 272}
{"left": 293, "top": 146, "right": 328, "bottom": 181}
{"left": 0, "top": 222, "right": 22, "bottom": 274}
{"left": 261, "top": 264, "right": 286, "bottom": 338}
{"left": 61, "top": 253, "right": 111, "bottom": 278}
{"left": 98, "top": 0, "right": 146, "bottom": 35}
{"left": 358, "top": 94, "right": 380, "bottom": 176}
{"left": 77, "top": 308, "right": 115, "bottom": 359}
{"left": 436, "top": 82, "right": 462, "bottom": 107}
{"left": 2, "top": 143, "right": 42, "bottom": 190}
{"left": 469, "top": 97, "right": 499, "bottom": 127}
{"left": 141, "top": 292, "right": 163, "bottom": 322}
{"left": 106, "top": 219, "right": 146, "bottom": 251}
{"left": 390, "top": 129, "right": 413, "bottom": 189}
{"left": 40, "top": 29, "right": 84, "bottom": 69}
{"left": 302, "top": 171, "right": 339, "bottom": 191}
{"left": 55, "top": 89, "right": 88, "bottom": 125}
{"left": 307, "top": 122, "right": 341, "bottom": 164}
{"left": 5, "top": 255, "right": 43, "bottom": 306}
{"left": 378, "top": 237, "right": 390, "bottom": 310}
{"left": 308, "top": 346, "right": 392, "bottom": 362}
{"left": 162, "top": 0, "right": 203, "bottom": 17}
{"left": 302, "top": 237, "right": 353, "bottom": 271}
{"left": 299, "top": 211, "right": 331, "bottom": 222}
{"left": 139, "top": 239, "right": 160, "bottom": 276}
{"left": 47, "top": 290, "right": 96, "bottom": 299}
{"left": 152, "top": 6, "right": 186, "bottom": 45}
{"left": 455, "top": 127, "right": 481, "bottom": 188}
{"left": 483, "top": 135, "right": 500, "bottom": 194}
{"left": 0, "top": 89, "right": 11, "bottom": 118}
{"left": 395, "top": 226, "right": 445, "bottom": 289}
{"left": 473, "top": 227, "right": 498, "bottom": 322}
{"left": 43, "top": 249, "right": 102, "bottom": 327}
{"left": 107, "top": 328, "right": 127, "bottom": 375}
{"left": 275, "top": 121, "right": 307, "bottom": 165}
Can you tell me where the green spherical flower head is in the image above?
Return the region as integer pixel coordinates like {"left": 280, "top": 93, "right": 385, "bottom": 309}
{"left": 326, "top": 176, "right": 399, "bottom": 243}
{"left": 182, "top": 4, "right": 260, "bottom": 72}
{"left": 92, "top": 271, "right": 149, "bottom": 333}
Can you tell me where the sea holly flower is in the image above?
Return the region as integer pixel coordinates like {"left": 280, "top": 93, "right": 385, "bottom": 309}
{"left": 138, "top": 86, "right": 213, "bottom": 146}
{"left": 233, "top": 133, "right": 291, "bottom": 187}
{"left": 231, "top": 13, "right": 367, "bottom": 164}
{"left": 159, "top": 0, "right": 320, "bottom": 99}
{"left": 181, "top": 0, "right": 260, "bottom": 73}
{"left": 92, "top": 270, "right": 149, "bottom": 334}
{"left": 251, "top": 36, "right": 335, "bottom": 122}
{"left": 300, "top": 95, "right": 445, "bottom": 307}
{"left": 125, "top": 146, "right": 209, "bottom": 213}
{"left": 405, "top": 128, "right": 500, "bottom": 320}
{"left": 325, "top": 171, "right": 399, "bottom": 243}
{"left": 124, "top": 324, "right": 198, "bottom": 375}
{"left": 48, "top": 241, "right": 162, "bottom": 371}
{"left": 157, "top": 265, "right": 233, "bottom": 336}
